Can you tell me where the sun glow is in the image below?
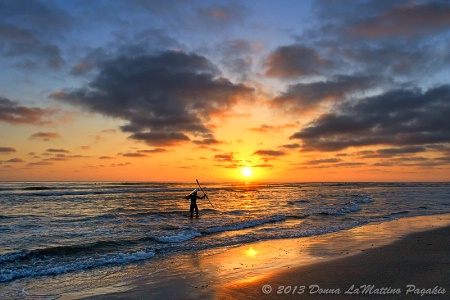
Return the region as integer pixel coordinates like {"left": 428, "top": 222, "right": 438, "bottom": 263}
{"left": 242, "top": 167, "right": 253, "bottom": 177}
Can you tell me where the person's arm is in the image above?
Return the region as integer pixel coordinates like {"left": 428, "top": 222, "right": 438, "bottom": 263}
{"left": 200, "top": 194, "right": 206, "bottom": 199}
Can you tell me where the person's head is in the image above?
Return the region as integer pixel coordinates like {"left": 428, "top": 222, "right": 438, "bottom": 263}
{"left": 190, "top": 188, "right": 199, "bottom": 196}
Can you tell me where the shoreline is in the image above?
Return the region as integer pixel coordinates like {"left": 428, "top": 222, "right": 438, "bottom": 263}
{"left": 64, "top": 213, "right": 450, "bottom": 299}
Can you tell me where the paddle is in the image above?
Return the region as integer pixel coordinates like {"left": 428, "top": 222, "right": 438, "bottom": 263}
{"left": 196, "top": 179, "right": 214, "bottom": 209}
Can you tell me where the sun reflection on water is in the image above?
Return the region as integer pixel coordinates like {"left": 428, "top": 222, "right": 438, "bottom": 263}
{"left": 245, "top": 246, "right": 258, "bottom": 258}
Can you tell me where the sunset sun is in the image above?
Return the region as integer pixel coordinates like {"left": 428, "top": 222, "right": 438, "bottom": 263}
{"left": 242, "top": 167, "right": 253, "bottom": 177}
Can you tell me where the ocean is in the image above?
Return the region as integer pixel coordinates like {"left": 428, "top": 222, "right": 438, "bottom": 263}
{"left": 1, "top": 182, "right": 449, "bottom": 298}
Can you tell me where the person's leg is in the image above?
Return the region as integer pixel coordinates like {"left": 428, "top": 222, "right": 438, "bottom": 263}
{"left": 190, "top": 204, "right": 194, "bottom": 219}
{"left": 195, "top": 205, "right": 199, "bottom": 218}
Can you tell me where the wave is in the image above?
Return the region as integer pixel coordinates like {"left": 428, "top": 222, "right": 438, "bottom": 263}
{"left": 0, "top": 249, "right": 155, "bottom": 282}
{"left": 313, "top": 203, "right": 361, "bottom": 216}
{"left": 390, "top": 210, "right": 410, "bottom": 216}
{"left": 353, "top": 196, "right": 374, "bottom": 203}
{"left": 154, "top": 228, "right": 201, "bottom": 243}
{"left": 0, "top": 215, "right": 16, "bottom": 219}
{"left": 22, "top": 186, "right": 52, "bottom": 191}
{"left": 202, "top": 215, "right": 286, "bottom": 234}
{"left": 0, "top": 237, "right": 149, "bottom": 265}
{"left": 288, "top": 199, "right": 311, "bottom": 205}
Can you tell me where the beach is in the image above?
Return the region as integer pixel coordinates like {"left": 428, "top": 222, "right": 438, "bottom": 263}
{"left": 66, "top": 214, "right": 450, "bottom": 299}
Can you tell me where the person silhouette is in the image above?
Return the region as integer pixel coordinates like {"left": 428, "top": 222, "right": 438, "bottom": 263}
{"left": 185, "top": 188, "right": 206, "bottom": 218}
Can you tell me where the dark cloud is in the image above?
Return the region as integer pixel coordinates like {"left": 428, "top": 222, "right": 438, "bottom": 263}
{"left": 29, "top": 132, "right": 61, "bottom": 141}
{"left": 264, "top": 45, "right": 332, "bottom": 78}
{"left": 46, "top": 148, "right": 70, "bottom": 153}
{"left": 0, "top": 97, "right": 54, "bottom": 125}
{"left": 270, "top": 75, "right": 379, "bottom": 113}
{"left": 253, "top": 150, "right": 287, "bottom": 157}
{"left": 0, "top": 147, "right": 16, "bottom": 154}
{"left": 138, "top": 148, "right": 168, "bottom": 154}
{"left": 304, "top": 158, "right": 341, "bottom": 165}
{"left": 377, "top": 146, "right": 427, "bottom": 155}
{"left": 309, "top": 1, "right": 450, "bottom": 77}
{"left": 52, "top": 50, "right": 253, "bottom": 146}
{"left": 0, "top": 0, "right": 71, "bottom": 70}
{"left": 99, "top": 156, "right": 115, "bottom": 160}
{"left": 349, "top": 1, "right": 450, "bottom": 38}
{"left": 5, "top": 158, "right": 24, "bottom": 163}
{"left": 280, "top": 143, "right": 301, "bottom": 149}
{"left": 214, "top": 152, "right": 235, "bottom": 162}
{"left": 0, "top": 0, "right": 72, "bottom": 33}
{"left": 120, "top": 152, "right": 147, "bottom": 158}
{"left": 290, "top": 85, "right": 450, "bottom": 151}
{"left": 27, "top": 161, "right": 53, "bottom": 167}
{"left": 0, "top": 23, "right": 65, "bottom": 70}
{"left": 193, "top": 138, "right": 225, "bottom": 146}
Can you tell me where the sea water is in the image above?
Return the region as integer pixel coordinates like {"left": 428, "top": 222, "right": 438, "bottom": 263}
{"left": 0, "top": 182, "right": 449, "bottom": 297}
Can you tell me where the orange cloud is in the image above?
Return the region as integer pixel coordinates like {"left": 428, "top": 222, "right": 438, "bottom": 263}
{"left": 29, "top": 132, "right": 61, "bottom": 141}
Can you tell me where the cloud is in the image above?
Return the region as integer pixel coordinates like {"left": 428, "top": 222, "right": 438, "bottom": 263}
{"left": 376, "top": 146, "right": 427, "bottom": 155}
{"left": 308, "top": 1, "right": 450, "bottom": 78}
{"left": 303, "top": 158, "right": 341, "bottom": 165}
{"left": 0, "top": 147, "right": 16, "bottom": 154}
{"left": 52, "top": 50, "right": 253, "bottom": 146}
{"left": 264, "top": 45, "right": 332, "bottom": 78}
{"left": 138, "top": 148, "right": 168, "bottom": 154}
{"left": 252, "top": 163, "right": 274, "bottom": 168}
{"left": 270, "top": 75, "right": 379, "bottom": 113}
{"left": 216, "top": 39, "right": 259, "bottom": 81}
{"left": 46, "top": 148, "right": 70, "bottom": 153}
{"left": 196, "top": 2, "right": 247, "bottom": 26}
{"left": 0, "top": 23, "right": 65, "bottom": 70}
{"left": 120, "top": 152, "right": 147, "bottom": 158}
{"left": 70, "top": 60, "right": 95, "bottom": 76}
{"left": 253, "top": 150, "right": 287, "bottom": 157}
{"left": 280, "top": 143, "right": 301, "bottom": 149}
{"left": 29, "top": 132, "right": 61, "bottom": 141}
{"left": 214, "top": 152, "right": 235, "bottom": 162}
{"left": 5, "top": 158, "right": 24, "bottom": 163}
{"left": 99, "top": 156, "right": 115, "bottom": 160}
{"left": 290, "top": 85, "right": 450, "bottom": 151}
{"left": 249, "top": 123, "right": 298, "bottom": 133}
{"left": 117, "top": 148, "right": 168, "bottom": 158}
{"left": 0, "top": 0, "right": 72, "bottom": 70}
{"left": 0, "top": 97, "right": 54, "bottom": 125}
{"left": 349, "top": 2, "right": 450, "bottom": 38}
{"left": 192, "top": 138, "right": 225, "bottom": 146}
{"left": 27, "top": 161, "right": 53, "bottom": 167}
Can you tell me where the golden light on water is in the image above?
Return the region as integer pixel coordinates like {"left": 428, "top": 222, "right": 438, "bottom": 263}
{"left": 245, "top": 246, "right": 258, "bottom": 257}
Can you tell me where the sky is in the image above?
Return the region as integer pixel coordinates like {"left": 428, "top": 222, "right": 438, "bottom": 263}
{"left": 1, "top": 0, "right": 450, "bottom": 182}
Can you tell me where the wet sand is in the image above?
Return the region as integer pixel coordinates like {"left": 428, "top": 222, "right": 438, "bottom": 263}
{"left": 71, "top": 214, "right": 450, "bottom": 299}
{"left": 220, "top": 224, "right": 450, "bottom": 299}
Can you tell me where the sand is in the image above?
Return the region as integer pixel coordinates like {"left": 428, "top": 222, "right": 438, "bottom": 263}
{"left": 71, "top": 214, "right": 450, "bottom": 299}
{"left": 220, "top": 225, "right": 450, "bottom": 299}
